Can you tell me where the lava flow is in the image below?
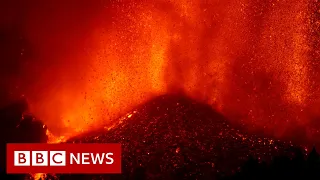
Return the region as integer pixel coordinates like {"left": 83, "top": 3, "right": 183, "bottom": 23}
{"left": 6, "top": 0, "right": 320, "bottom": 142}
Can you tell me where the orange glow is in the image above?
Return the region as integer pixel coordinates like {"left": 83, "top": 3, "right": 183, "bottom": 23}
{"left": 46, "top": 129, "right": 66, "bottom": 144}
{"left": 32, "top": 173, "right": 46, "bottom": 180}
{"left": 18, "top": 1, "right": 320, "bottom": 142}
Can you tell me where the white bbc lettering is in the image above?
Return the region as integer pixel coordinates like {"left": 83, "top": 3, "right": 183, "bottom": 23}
{"left": 82, "top": 153, "right": 90, "bottom": 164}
{"left": 91, "top": 153, "right": 104, "bottom": 164}
{"left": 69, "top": 152, "right": 115, "bottom": 165}
{"left": 70, "top": 153, "right": 80, "bottom": 164}
{"left": 14, "top": 151, "right": 30, "bottom": 166}
{"left": 91, "top": 153, "right": 114, "bottom": 164}
{"left": 105, "top": 153, "right": 114, "bottom": 164}
{"left": 32, "top": 151, "right": 48, "bottom": 166}
{"left": 49, "top": 151, "right": 66, "bottom": 166}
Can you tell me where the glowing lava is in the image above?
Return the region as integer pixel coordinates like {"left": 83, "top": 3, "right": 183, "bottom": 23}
{"left": 15, "top": 1, "right": 320, "bottom": 142}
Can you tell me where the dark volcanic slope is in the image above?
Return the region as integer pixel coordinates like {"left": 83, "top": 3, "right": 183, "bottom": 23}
{"left": 58, "top": 94, "right": 302, "bottom": 180}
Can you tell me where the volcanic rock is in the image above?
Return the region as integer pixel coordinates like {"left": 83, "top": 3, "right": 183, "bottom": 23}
{"left": 57, "top": 94, "right": 300, "bottom": 180}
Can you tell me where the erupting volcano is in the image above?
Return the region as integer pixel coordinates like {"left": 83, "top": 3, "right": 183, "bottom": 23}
{"left": 1, "top": 0, "right": 320, "bottom": 179}
{"left": 30, "top": 94, "right": 309, "bottom": 179}
{"left": 1, "top": 0, "right": 320, "bottom": 169}
{"left": 12, "top": 0, "right": 319, "bottom": 143}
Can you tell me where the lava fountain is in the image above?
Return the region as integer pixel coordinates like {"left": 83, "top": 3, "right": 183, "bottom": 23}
{"left": 13, "top": 0, "right": 320, "bottom": 142}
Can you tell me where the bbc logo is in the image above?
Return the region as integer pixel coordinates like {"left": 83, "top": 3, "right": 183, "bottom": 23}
{"left": 7, "top": 143, "right": 121, "bottom": 174}
{"left": 14, "top": 151, "right": 66, "bottom": 166}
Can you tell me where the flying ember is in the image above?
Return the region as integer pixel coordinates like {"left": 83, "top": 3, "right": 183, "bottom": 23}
{"left": 12, "top": 0, "right": 320, "bottom": 143}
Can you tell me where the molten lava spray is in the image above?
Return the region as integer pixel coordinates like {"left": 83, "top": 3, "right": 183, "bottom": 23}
{"left": 15, "top": 1, "right": 320, "bottom": 142}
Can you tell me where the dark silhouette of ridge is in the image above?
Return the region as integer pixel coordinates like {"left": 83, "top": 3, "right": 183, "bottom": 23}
{"left": 226, "top": 147, "right": 320, "bottom": 180}
{"left": 0, "top": 99, "right": 47, "bottom": 180}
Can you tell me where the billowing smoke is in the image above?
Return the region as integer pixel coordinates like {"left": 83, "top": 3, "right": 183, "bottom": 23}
{"left": 1, "top": 1, "right": 320, "bottom": 142}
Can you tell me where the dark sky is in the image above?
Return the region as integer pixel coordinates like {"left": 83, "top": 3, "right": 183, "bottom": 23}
{"left": 0, "top": 1, "right": 27, "bottom": 105}
{"left": 0, "top": 1, "right": 109, "bottom": 106}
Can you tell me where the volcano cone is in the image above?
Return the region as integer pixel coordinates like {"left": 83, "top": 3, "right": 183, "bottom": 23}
{"left": 59, "top": 94, "right": 299, "bottom": 179}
